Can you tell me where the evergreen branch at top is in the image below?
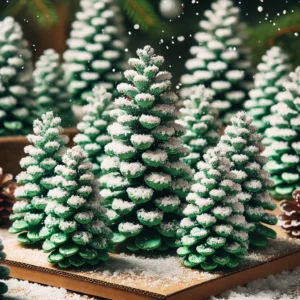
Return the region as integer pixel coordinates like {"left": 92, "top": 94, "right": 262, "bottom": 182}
{"left": 27, "top": 0, "right": 58, "bottom": 26}
{"left": 1, "top": 0, "right": 162, "bottom": 31}
{"left": 32, "top": 0, "right": 50, "bottom": 19}
{"left": 246, "top": 8, "right": 300, "bottom": 65}
{"left": 269, "top": 25, "right": 300, "bottom": 46}
{"left": 122, "top": 0, "right": 162, "bottom": 31}
{"left": 0, "top": 0, "right": 70, "bottom": 27}
{"left": 4, "top": 0, "right": 26, "bottom": 17}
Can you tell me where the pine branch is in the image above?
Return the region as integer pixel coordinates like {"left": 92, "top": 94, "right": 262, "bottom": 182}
{"left": 27, "top": 0, "right": 58, "bottom": 26}
{"left": 32, "top": 0, "right": 49, "bottom": 18}
{"left": 269, "top": 25, "right": 300, "bottom": 46}
{"left": 2, "top": 0, "right": 162, "bottom": 30}
{"left": 246, "top": 8, "right": 300, "bottom": 65}
{"left": 0, "top": 0, "right": 68, "bottom": 27}
{"left": 0, "top": 0, "right": 26, "bottom": 18}
{"left": 122, "top": 0, "right": 162, "bottom": 31}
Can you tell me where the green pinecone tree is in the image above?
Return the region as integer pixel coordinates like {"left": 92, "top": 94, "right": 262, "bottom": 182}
{"left": 33, "top": 49, "right": 75, "bottom": 128}
{"left": 100, "top": 45, "right": 192, "bottom": 252}
{"left": 180, "top": 0, "right": 252, "bottom": 125}
{"left": 177, "top": 148, "right": 250, "bottom": 270}
{"left": 74, "top": 86, "right": 112, "bottom": 178}
{"left": 9, "top": 112, "right": 69, "bottom": 245}
{"left": 0, "top": 239, "right": 10, "bottom": 295}
{"left": 42, "top": 146, "right": 112, "bottom": 269}
{"left": 264, "top": 67, "right": 300, "bottom": 200}
{"left": 178, "top": 85, "right": 221, "bottom": 171}
{"left": 0, "top": 17, "right": 35, "bottom": 136}
{"left": 64, "top": 0, "right": 127, "bottom": 105}
{"left": 218, "top": 111, "right": 277, "bottom": 248}
{"left": 244, "top": 46, "right": 291, "bottom": 140}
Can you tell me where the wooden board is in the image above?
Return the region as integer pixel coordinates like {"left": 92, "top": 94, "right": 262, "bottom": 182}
{"left": 0, "top": 128, "right": 78, "bottom": 176}
{"left": 3, "top": 222, "right": 300, "bottom": 300}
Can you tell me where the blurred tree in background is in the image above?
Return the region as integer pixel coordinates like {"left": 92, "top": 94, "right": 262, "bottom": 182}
{"left": 0, "top": 0, "right": 299, "bottom": 84}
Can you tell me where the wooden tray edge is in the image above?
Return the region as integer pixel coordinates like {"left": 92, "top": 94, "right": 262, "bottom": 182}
{"left": 4, "top": 259, "right": 166, "bottom": 300}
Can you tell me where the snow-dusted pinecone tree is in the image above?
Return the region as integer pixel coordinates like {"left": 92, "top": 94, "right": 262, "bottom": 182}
{"left": 33, "top": 49, "right": 75, "bottom": 128}
{"left": 244, "top": 47, "right": 291, "bottom": 139}
{"left": 42, "top": 146, "right": 112, "bottom": 269}
{"left": 177, "top": 148, "right": 250, "bottom": 270}
{"left": 0, "top": 239, "right": 10, "bottom": 295}
{"left": 100, "top": 45, "right": 192, "bottom": 252}
{"left": 0, "top": 17, "right": 35, "bottom": 136}
{"left": 64, "top": 0, "right": 127, "bottom": 105}
{"left": 178, "top": 85, "right": 221, "bottom": 171}
{"left": 74, "top": 86, "right": 112, "bottom": 177}
{"left": 264, "top": 67, "right": 300, "bottom": 200}
{"left": 218, "top": 112, "right": 277, "bottom": 247}
{"left": 9, "top": 112, "right": 68, "bottom": 245}
{"left": 180, "top": 0, "right": 252, "bottom": 124}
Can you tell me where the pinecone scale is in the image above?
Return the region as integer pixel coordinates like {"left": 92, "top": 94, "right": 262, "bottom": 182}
{"left": 280, "top": 189, "right": 300, "bottom": 237}
{"left": 0, "top": 168, "right": 16, "bottom": 223}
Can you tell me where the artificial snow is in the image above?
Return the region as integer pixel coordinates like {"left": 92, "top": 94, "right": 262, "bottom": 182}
{"left": 2, "top": 226, "right": 300, "bottom": 298}
{"left": 3, "top": 278, "right": 94, "bottom": 300}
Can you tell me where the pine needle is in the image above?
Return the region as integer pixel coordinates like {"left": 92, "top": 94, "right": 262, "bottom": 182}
{"left": 122, "top": 0, "right": 162, "bottom": 31}
{"left": 247, "top": 7, "right": 300, "bottom": 65}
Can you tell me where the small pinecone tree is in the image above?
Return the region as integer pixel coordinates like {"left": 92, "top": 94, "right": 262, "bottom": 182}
{"left": 0, "top": 239, "right": 10, "bottom": 295}
{"left": 0, "top": 168, "right": 16, "bottom": 224}
{"left": 264, "top": 67, "right": 300, "bottom": 200}
{"left": 279, "top": 189, "right": 300, "bottom": 237}
{"left": 100, "top": 45, "right": 192, "bottom": 252}
{"left": 178, "top": 85, "right": 221, "bottom": 171}
{"left": 0, "top": 17, "right": 35, "bottom": 136}
{"left": 64, "top": 0, "right": 127, "bottom": 105}
{"left": 42, "top": 146, "right": 112, "bottom": 269}
{"left": 180, "top": 0, "right": 252, "bottom": 124}
{"left": 33, "top": 49, "right": 75, "bottom": 128}
{"left": 218, "top": 112, "right": 277, "bottom": 247}
{"left": 74, "top": 86, "right": 112, "bottom": 177}
{"left": 177, "top": 148, "right": 249, "bottom": 270}
{"left": 244, "top": 46, "right": 291, "bottom": 138}
{"left": 9, "top": 112, "right": 69, "bottom": 245}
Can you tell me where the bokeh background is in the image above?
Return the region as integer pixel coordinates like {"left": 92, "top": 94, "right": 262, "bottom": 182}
{"left": 1, "top": 0, "right": 299, "bottom": 83}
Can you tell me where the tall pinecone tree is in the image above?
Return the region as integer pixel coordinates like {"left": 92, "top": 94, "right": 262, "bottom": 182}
{"left": 178, "top": 85, "right": 221, "bottom": 171}
{"left": 9, "top": 112, "right": 68, "bottom": 245}
{"left": 0, "top": 168, "right": 16, "bottom": 224}
{"left": 264, "top": 67, "right": 300, "bottom": 200}
{"left": 244, "top": 46, "right": 291, "bottom": 140}
{"left": 74, "top": 86, "right": 112, "bottom": 178}
{"left": 42, "top": 146, "right": 112, "bottom": 269}
{"left": 100, "top": 45, "right": 192, "bottom": 252}
{"left": 180, "top": 0, "right": 252, "bottom": 124}
{"left": 33, "top": 49, "right": 75, "bottom": 128}
{"left": 64, "top": 0, "right": 127, "bottom": 105}
{"left": 177, "top": 148, "right": 250, "bottom": 270}
{"left": 218, "top": 112, "right": 277, "bottom": 247}
{"left": 0, "top": 17, "right": 35, "bottom": 136}
{"left": 0, "top": 239, "right": 10, "bottom": 295}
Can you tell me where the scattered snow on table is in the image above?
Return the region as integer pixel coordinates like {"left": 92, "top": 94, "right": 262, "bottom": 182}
{"left": 87, "top": 253, "right": 216, "bottom": 289}
{"left": 2, "top": 228, "right": 300, "bottom": 298}
{"left": 212, "top": 267, "right": 300, "bottom": 299}
{"left": 3, "top": 278, "right": 95, "bottom": 300}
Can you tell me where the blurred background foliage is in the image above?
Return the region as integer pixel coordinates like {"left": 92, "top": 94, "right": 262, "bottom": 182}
{"left": 0, "top": 0, "right": 299, "bottom": 83}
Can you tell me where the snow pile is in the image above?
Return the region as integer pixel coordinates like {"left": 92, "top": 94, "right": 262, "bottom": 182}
{"left": 212, "top": 267, "right": 300, "bottom": 299}
{"left": 4, "top": 278, "right": 94, "bottom": 300}
{"left": 88, "top": 253, "right": 215, "bottom": 288}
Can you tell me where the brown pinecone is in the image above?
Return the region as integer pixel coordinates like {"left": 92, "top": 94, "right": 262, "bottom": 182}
{"left": 279, "top": 189, "right": 300, "bottom": 237}
{"left": 0, "top": 168, "right": 16, "bottom": 223}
